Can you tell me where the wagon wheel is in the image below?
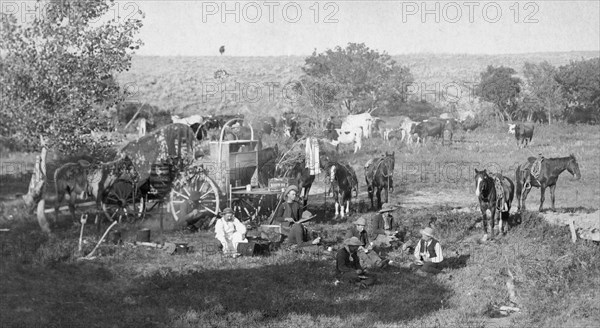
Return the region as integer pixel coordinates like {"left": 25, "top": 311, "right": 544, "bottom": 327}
{"left": 102, "top": 179, "right": 139, "bottom": 223}
{"left": 232, "top": 195, "right": 258, "bottom": 222}
{"left": 169, "top": 172, "right": 220, "bottom": 224}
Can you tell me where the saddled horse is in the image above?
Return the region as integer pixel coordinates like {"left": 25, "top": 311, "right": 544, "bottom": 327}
{"left": 326, "top": 161, "right": 357, "bottom": 218}
{"left": 364, "top": 152, "right": 395, "bottom": 210}
{"left": 276, "top": 160, "right": 315, "bottom": 207}
{"left": 54, "top": 155, "right": 138, "bottom": 223}
{"left": 515, "top": 154, "right": 581, "bottom": 212}
{"left": 474, "top": 169, "right": 515, "bottom": 241}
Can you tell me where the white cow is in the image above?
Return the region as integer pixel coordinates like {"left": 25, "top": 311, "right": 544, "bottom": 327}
{"left": 171, "top": 114, "right": 203, "bottom": 126}
{"left": 341, "top": 113, "right": 373, "bottom": 139}
{"left": 326, "top": 127, "right": 363, "bottom": 154}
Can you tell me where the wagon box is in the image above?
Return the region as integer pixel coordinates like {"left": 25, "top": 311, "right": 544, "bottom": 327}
{"left": 268, "top": 177, "right": 295, "bottom": 190}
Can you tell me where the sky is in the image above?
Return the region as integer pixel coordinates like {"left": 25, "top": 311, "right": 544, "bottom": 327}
{"left": 5, "top": 0, "right": 600, "bottom": 56}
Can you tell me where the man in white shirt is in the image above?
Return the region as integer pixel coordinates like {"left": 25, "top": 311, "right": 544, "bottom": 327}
{"left": 214, "top": 207, "right": 248, "bottom": 257}
{"left": 411, "top": 227, "right": 444, "bottom": 275}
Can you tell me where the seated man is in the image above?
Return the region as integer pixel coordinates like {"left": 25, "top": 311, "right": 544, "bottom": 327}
{"left": 369, "top": 203, "right": 400, "bottom": 248}
{"left": 335, "top": 237, "right": 376, "bottom": 287}
{"left": 410, "top": 227, "right": 444, "bottom": 276}
{"left": 345, "top": 217, "right": 389, "bottom": 269}
{"left": 214, "top": 207, "right": 248, "bottom": 257}
{"left": 283, "top": 211, "right": 323, "bottom": 253}
{"left": 273, "top": 185, "right": 302, "bottom": 233}
{"left": 179, "top": 191, "right": 211, "bottom": 232}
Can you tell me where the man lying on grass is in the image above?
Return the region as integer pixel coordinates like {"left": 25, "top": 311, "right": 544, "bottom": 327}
{"left": 282, "top": 211, "right": 325, "bottom": 254}
{"left": 410, "top": 227, "right": 444, "bottom": 276}
{"left": 335, "top": 237, "right": 376, "bottom": 287}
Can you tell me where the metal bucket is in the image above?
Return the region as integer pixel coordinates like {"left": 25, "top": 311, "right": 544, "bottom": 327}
{"left": 174, "top": 243, "right": 190, "bottom": 254}
{"left": 136, "top": 228, "right": 151, "bottom": 242}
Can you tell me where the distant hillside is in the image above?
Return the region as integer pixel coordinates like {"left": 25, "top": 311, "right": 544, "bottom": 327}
{"left": 116, "top": 51, "right": 598, "bottom": 117}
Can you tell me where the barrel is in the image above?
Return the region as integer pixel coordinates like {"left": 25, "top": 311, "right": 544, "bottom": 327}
{"left": 136, "top": 229, "right": 151, "bottom": 242}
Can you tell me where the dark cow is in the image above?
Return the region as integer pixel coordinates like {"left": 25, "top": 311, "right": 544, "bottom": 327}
{"left": 414, "top": 120, "right": 444, "bottom": 143}
{"left": 461, "top": 118, "right": 480, "bottom": 132}
{"left": 260, "top": 116, "right": 277, "bottom": 135}
{"left": 189, "top": 122, "right": 207, "bottom": 141}
{"left": 508, "top": 123, "right": 535, "bottom": 148}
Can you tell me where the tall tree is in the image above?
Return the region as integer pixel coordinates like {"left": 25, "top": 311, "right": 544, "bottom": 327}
{"left": 298, "top": 43, "right": 413, "bottom": 114}
{"left": 0, "top": 0, "right": 144, "bottom": 152}
{"left": 522, "top": 61, "right": 566, "bottom": 124}
{"left": 555, "top": 58, "right": 600, "bottom": 123}
{"left": 476, "top": 66, "right": 522, "bottom": 122}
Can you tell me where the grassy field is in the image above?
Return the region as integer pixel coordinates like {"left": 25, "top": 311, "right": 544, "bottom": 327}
{"left": 1, "top": 121, "right": 599, "bottom": 327}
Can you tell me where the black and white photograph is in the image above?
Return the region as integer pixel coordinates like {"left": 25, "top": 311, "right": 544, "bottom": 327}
{"left": 1, "top": 0, "right": 599, "bottom": 327}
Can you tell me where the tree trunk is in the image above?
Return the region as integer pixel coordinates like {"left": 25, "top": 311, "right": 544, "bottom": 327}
{"left": 0, "top": 136, "right": 50, "bottom": 233}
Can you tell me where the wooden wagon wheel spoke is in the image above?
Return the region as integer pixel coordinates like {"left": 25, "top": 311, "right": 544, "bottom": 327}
{"left": 170, "top": 173, "right": 220, "bottom": 225}
{"left": 102, "top": 179, "right": 139, "bottom": 223}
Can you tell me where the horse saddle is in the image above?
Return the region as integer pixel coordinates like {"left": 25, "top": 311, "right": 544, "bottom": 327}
{"left": 531, "top": 157, "right": 544, "bottom": 180}
{"left": 493, "top": 175, "right": 508, "bottom": 212}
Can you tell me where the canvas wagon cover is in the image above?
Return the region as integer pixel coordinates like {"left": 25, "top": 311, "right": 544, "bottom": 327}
{"left": 118, "top": 123, "right": 195, "bottom": 183}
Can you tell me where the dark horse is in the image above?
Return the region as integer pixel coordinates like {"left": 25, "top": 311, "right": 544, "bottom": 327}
{"left": 474, "top": 169, "right": 515, "bottom": 241}
{"left": 364, "top": 152, "right": 395, "bottom": 210}
{"left": 326, "top": 161, "right": 357, "bottom": 218}
{"left": 515, "top": 154, "right": 581, "bottom": 212}
{"left": 54, "top": 155, "right": 138, "bottom": 223}
{"left": 257, "top": 144, "right": 279, "bottom": 187}
{"left": 276, "top": 160, "right": 315, "bottom": 207}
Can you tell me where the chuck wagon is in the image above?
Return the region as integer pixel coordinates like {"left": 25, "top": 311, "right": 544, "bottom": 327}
{"left": 106, "top": 119, "right": 285, "bottom": 226}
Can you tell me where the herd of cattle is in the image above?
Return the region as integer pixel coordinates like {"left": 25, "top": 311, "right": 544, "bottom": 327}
{"left": 121, "top": 108, "right": 543, "bottom": 157}
{"left": 157, "top": 111, "right": 540, "bottom": 153}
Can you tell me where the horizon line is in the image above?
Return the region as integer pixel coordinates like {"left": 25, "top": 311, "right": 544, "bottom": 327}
{"left": 132, "top": 50, "right": 600, "bottom": 58}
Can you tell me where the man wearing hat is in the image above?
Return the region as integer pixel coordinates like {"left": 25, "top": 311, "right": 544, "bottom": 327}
{"left": 179, "top": 191, "right": 209, "bottom": 232}
{"left": 411, "top": 226, "right": 444, "bottom": 275}
{"left": 345, "top": 217, "right": 389, "bottom": 269}
{"left": 369, "top": 203, "right": 400, "bottom": 248}
{"left": 283, "top": 211, "right": 323, "bottom": 253}
{"left": 273, "top": 185, "right": 303, "bottom": 230}
{"left": 214, "top": 207, "right": 248, "bottom": 257}
{"left": 335, "top": 237, "right": 376, "bottom": 287}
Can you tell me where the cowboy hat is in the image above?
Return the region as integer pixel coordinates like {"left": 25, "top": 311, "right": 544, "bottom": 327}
{"left": 283, "top": 185, "right": 298, "bottom": 197}
{"left": 379, "top": 203, "right": 396, "bottom": 213}
{"left": 420, "top": 227, "right": 435, "bottom": 238}
{"left": 354, "top": 217, "right": 367, "bottom": 226}
{"left": 221, "top": 207, "right": 234, "bottom": 215}
{"left": 344, "top": 236, "right": 363, "bottom": 246}
{"left": 188, "top": 191, "right": 202, "bottom": 202}
{"left": 298, "top": 211, "right": 317, "bottom": 223}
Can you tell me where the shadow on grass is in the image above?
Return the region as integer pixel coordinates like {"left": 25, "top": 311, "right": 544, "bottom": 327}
{"left": 1, "top": 258, "right": 453, "bottom": 327}
{"left": 127, "top": 260, "right": 452, "bottom": 325}
{"left": 441, "top": 254, "right": 470, "bottom": 270}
